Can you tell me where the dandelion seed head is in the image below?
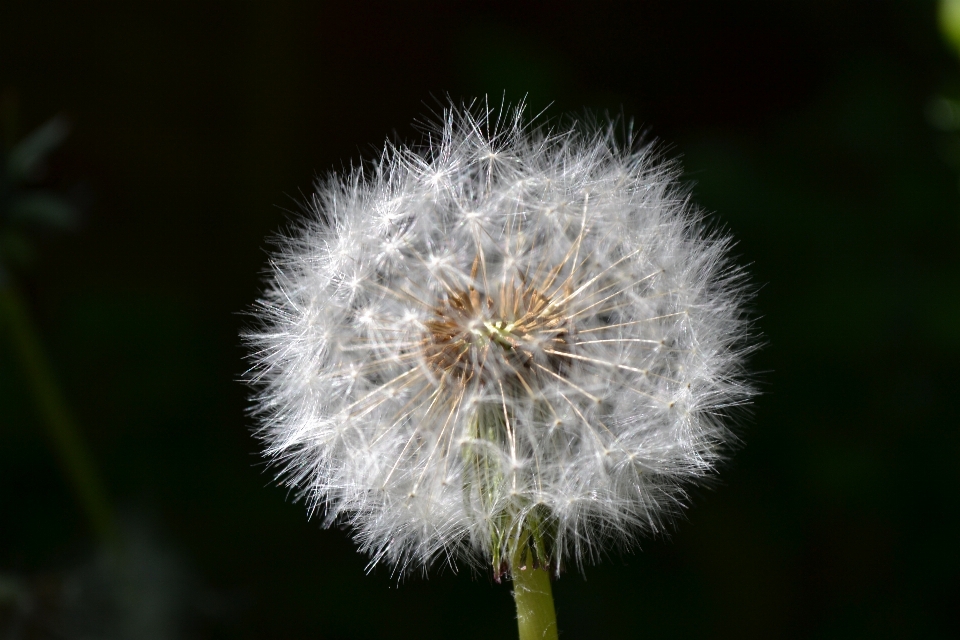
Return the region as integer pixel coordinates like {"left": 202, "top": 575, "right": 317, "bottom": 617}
{"left": 246, "top": 101, "right": 755, "bottom": 578}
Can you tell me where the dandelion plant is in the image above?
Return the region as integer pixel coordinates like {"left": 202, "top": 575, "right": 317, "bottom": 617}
{"left": 246, "top": 101, "right": 755, "bottom": 639}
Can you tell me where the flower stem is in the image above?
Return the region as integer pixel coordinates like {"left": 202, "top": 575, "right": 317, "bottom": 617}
{"left": 512, "top": 546, "right": 558, "bottom": 640}
{"left": 0, "top": 284, "right": 118, "bottom": 548}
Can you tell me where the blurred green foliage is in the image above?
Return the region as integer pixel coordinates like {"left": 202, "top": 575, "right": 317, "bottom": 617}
{"left": 0, "top": 109, "right": 78, "bottom": 281}
{"left": 940, "top": 0, "right": 960, "bottom": 58}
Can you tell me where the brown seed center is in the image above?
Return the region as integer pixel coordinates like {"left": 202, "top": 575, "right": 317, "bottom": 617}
{"left": 421, "top": 278, "right": 570, "bottom": 386}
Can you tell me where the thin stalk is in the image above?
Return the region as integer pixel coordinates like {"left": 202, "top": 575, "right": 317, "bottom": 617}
{"left": 0, "top": 284, "right": 118, "bottom": 548}
{"left": 464, "top": 389, "right": 559, "bottom": 638}
{"left": 512, "top": 545, "right": 558, "bottom": 640}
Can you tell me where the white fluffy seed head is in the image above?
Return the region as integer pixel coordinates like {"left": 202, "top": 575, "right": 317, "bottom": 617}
{"left": 245, "top": 101, "right": 756, "bottom": 578}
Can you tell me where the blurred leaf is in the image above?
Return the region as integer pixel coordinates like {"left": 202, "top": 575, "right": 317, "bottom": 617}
{"left": 5, "top": 116, "right": 69, "bottom": 182}
{"left": 940, "top": 0, "right": 960, "bottom": 59}
{"left": 9, "top": 193, "right": 78, "bottom": 229}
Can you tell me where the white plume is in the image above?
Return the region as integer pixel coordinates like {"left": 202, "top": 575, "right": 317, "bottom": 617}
{"left": 246, "top": 101, "right": 755, "bottom": 578}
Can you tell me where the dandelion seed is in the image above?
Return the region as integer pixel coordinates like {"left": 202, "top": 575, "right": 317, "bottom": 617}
{"left": 245, "top": 100, "right": 755, "bottom": 638}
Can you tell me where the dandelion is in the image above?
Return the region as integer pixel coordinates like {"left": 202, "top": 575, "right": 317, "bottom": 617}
{"left": 246, "top": 101, "right": 754, "bottom": 639}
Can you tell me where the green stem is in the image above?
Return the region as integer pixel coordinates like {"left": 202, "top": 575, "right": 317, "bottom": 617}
{"left": 512, "top": 546, "right": 558, "bottom": 640}
{"left": 0, "top": 284, "right": 118, "bottom": 548}
{"left": 465, "top": 401, "right": 559, "bottom": 638}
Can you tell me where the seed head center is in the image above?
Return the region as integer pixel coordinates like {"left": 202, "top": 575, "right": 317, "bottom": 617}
{"left": 421, "top": 278, "right": 569, "bottom": 385}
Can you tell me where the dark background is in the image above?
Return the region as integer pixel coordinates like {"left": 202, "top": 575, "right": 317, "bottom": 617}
{"left": 1, "top": 1, "right": 958, "bottom": 638}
